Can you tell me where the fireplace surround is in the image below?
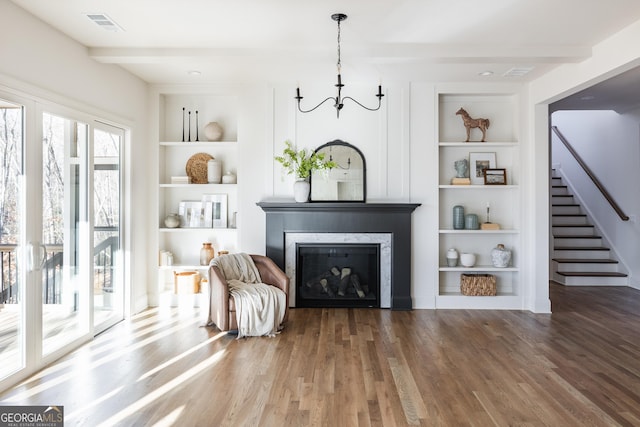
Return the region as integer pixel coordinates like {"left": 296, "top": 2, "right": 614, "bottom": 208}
{"left": 257, "top": 201, "right": 420, "bottom": 309}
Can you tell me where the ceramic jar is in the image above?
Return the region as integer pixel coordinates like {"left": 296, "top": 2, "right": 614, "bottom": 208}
{"left": 491, "top": 244, "right": 512, "bottom": 268}
{"left": 453, "top": 205, "right": 465, "bottom": 229}
{"left": 460, "top": 252, "right": 476, "bottom": 267}
{"left": 446, "top": 248, "right": 459, "bottom": 267}
{"left": 222, "top": 172, "right": 237, "bottom": 184}
{"left": 465, "top": 213, "right": 479, "bottom": 230}
{"left": 164, "top": 213, "right": 180, "bottom": 228}
{"left": 204, "top": 122, "right": 223, "bottom": 141}
{"left": 200, "top": 242, "right": 215, "bottom": 266}
{"left": 207, "top": 159, "right": 222, "bottom": 183}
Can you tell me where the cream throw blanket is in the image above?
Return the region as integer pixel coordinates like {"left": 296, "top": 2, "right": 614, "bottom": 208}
{"left": 210, "top": 253, "right": 285, "bottom": 338}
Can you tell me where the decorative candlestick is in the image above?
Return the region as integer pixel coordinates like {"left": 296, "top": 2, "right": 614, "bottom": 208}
{"left": 481, "top": 201, "right": 500, "bottom": 230}
{"left": 182, "top": 107, "right": 185, "bottom": 142}
{"left": 195, "top": 110, "right": 199, "bottom": 141}
{"left": 188, "top": 111, "right": 191, "bottom": 142}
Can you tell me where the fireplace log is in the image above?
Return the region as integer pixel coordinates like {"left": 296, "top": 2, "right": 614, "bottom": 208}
{"left": 305, "top": 270, "right": 333, "bottom": 289}
{"left": 319, "top": 278, "right": 335, "bottom": 297}
{"left": 350, "top": 274, "right": 365, "bottom": 298}
{"left": 338, "top": 267, "right": 352, "bottom": 296}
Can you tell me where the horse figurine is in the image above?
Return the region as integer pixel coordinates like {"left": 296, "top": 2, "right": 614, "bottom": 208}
{"left": 456, "top": 108, "right": 490, "bottom": 142}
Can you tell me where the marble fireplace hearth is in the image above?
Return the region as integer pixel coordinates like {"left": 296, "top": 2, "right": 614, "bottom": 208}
{"left": 257, "top": 201, "right": 420, "bottom": 310}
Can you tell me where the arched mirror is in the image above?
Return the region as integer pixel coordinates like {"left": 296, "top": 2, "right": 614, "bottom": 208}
{"left": 310, "top": 140, "right": 366, "bottom": 202}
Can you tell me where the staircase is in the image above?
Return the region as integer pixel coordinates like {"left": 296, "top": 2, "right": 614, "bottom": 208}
{"left": 551, "top": 173, "right": 628, "bottom": 286}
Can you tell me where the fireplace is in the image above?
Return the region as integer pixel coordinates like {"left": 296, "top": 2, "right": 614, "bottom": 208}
{"left": 297, "top": 243, "right": 380, "bottom": 308}
{"left": 257, "top": 201, "right": 420, "bottom": 310}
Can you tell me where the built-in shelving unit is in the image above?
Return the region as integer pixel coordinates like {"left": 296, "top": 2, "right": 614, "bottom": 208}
{"left": 436, "top": 91, "right": 522, "bottom": 309}
{"left": 154, "top": 89, "right": 240, "bottom": 306}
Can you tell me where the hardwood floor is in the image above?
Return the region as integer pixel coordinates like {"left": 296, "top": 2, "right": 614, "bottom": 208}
{"left": 1, "top": 283, "right": 639, "bottom": 426}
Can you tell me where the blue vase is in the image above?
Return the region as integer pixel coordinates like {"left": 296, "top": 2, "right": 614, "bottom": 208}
{"left": 453, "top": 205, "right": 465, "bottom": 229}
{"left": 465, "top": 213, "right": 479, "bottom": 230}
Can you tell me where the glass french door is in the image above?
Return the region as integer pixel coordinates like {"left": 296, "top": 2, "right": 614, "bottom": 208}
{"left": 92, "top": 123, "right": 124, "bottom": 333}
{"left": 0, "top": 93, "right": 125, "bottom": 388}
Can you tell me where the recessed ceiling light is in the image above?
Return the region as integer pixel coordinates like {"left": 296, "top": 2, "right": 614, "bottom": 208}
{"left": 478, "top": 71, "right": 494, "bottom": 77}
{"left": 187, "top": 70, "right": 202, "bottom": 76}
{"left": 503, "top": 67, "right": 534, "bottom": 77}
{"left": 85, "top": 13, "right": 124, "bottom": 32}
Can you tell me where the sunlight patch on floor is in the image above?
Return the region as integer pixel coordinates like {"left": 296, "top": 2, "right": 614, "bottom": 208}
{"left": 137, "top": 331, "right": 226, "bottom": 381}
{"left": 96, "top": 349, "right": 226, "bottom": 427}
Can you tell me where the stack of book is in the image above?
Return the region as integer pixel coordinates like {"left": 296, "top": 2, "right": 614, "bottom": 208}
{"left": 171, "top": 176, "right": 191, "bottom": 184}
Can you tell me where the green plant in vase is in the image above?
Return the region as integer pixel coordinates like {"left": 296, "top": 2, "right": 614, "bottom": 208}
{"left": 275, "top": 140, "right": 336, "bottom": 202}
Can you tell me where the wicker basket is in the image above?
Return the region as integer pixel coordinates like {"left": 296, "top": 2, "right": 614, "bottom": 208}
{"left": 460, "top": 273, "right": 496, "bottom": 296}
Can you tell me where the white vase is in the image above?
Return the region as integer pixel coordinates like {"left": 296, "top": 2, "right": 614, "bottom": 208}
{"left": 446, "top": 248, "right": 459, "bottom": 267}
{"left": 491, "top": 244, "right": 512, "bottom": 268}
{"left": 293, "top": 180, "right": 310, "bottom": 203}
{"left": 207, "top": 159, "right": 222, "bottom": 183}
{"left": 460, "top": 252, "right": 476, "bottom": 267}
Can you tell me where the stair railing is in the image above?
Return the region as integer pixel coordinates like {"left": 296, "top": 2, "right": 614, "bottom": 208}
{"left": 551, "top": 126, "right": 629, "bottom": 221}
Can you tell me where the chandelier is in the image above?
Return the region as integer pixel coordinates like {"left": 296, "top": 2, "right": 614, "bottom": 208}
{"left": 295, "top": 13, "right": 384, "bottom": 118}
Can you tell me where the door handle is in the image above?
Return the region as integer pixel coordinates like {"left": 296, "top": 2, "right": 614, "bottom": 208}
{"left": 27, "top": 241, "right": 47, "bottom": 272}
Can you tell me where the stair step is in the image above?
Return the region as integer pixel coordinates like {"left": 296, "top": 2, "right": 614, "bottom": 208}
{"left": 554, "top": 246, "right": 611, "bottom": 258}
{"left": 552, "top": 258, "right": 619, "bottom": 272}
{"left": 554, "top": 237, "right": 602, "bottom": 247}
{"left": 554, "top": 246, "right": 609, "bottom": 251}
{"left": 552, "top": 226, "right": 596, "bottom": 236}
{"left": 552, "top": 198, "right": 575, "bottom": 205}
{"left": 556, "top": 271, "right": 627, "bottom": 277}
{"left": 552, "top": 258, "right": 618, "bottom": 264}
{"left": 555, "top": 271, "right": 629, "bottom": 286}
{"left": 552, "top": 205, "right": 582, "bottom": 215}
{"left": 552, "top": 215, "right": 589, "bottom": 225}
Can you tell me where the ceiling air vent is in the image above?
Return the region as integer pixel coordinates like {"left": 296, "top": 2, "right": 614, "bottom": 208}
{"left": 85, "top": 13, "right": 124, "bottom": 32}
{"left": 503, "top": 67, "right": 534, "bottom": 77}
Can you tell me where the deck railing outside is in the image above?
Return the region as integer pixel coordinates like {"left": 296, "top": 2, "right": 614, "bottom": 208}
{"left": 0, "top": 235, "right": 118, "bottom": 305}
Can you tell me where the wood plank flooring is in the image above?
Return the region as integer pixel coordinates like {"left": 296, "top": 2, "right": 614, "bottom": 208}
{"left": 1, "top": 283, "right": 639, "bottom": 426}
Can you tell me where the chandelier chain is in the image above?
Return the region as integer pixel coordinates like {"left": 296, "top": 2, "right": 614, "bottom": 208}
{"left": 337, "top": 19, "right": 342, "bottom": 73}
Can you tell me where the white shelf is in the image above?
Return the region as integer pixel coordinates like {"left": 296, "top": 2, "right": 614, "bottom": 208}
{"left": 159, "top": 227, "right": 237, "bottom": 232}
{"left": 160, "top": 183, "right": 238, "bottom": 188}
{"left": 155, "top": 90, "right": 241, "bottom": 308}
{"left": 438, "top": 142, "right": 518, "bottom": 147}
{"left": 160, "top": 141, "right": 237, "bottom": 146}
{"left": 439, "top": 229, "right": 519, "bottom": 234}
{"left": 435, "top": 294, "right": 522, "bottom": 310}
{"left": 439, "top": 266, "right": 518, "bottom": 272}
{"left": 437, "top": 90, "right": 522, "bottom": 309}
{"left": 438, "top": 184, "right": 518, "bottom": 189}
{"left": 159, "top": 264, "right": 210, "bottom": 270}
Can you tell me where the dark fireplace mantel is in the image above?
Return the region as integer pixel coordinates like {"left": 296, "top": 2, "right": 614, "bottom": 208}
{"left": 257, "top": 201, "right": 421, "bottom": 310}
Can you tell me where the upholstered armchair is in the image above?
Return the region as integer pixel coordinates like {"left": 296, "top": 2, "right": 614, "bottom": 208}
{"left": 208, "top": 254, "right": 289, "bottom": 332}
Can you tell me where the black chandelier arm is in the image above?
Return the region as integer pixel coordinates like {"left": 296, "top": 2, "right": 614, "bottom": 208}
{"left": 341, "top": 94, "right": 384, "bottom": 112}
{"left": 296, "top": 96, "right": 338, "bottom": 114}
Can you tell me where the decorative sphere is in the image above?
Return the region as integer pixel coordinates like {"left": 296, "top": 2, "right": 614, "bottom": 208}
{"left": 204, "top": 122, "right": 223, "bottom": 141}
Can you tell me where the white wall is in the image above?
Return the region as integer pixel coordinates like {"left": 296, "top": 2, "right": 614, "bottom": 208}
{"left": 0, "top": 1, "right": 150, "bottom": 313}
{"left": 552, "top": 110, "right": 640, "bottom": 288}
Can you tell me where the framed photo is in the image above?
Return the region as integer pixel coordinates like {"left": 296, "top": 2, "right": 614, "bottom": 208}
{"left": 202, "top": 194, "right": 228, "bottom": 228}
{"left": 178, "top": 201, "right": 205, "bottom": 228}
{"left": 484, "top": 168, "right": 507, "bottom": 185}
{"left": 469, "top": 152, "right": 496, "bottom": 185}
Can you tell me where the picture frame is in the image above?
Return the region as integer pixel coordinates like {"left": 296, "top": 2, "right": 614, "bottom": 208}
{"left": 469, "top": 152, "right": 497, "bottom": 185}
{"left": 178, "top": 201, "right": 205, "bottom": 228}
{"left": 202, "top": 194, "right": 228, "bottom": 228}
{"left": 484, "top": 168, "right": 507, "bottom": 185}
